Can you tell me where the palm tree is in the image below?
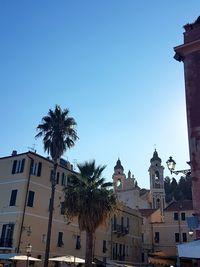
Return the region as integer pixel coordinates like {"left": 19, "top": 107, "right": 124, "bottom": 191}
{"left": 35, "top": 105, "right": 78, "bottom": 267}
{"left": 64, "top": 160, "right": 117, "bottom": 267}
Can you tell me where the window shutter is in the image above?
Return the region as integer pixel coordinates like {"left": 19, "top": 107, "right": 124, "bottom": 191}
{"left": 20, "top": 159, "right": 25, "bottom": 173}
{"left": 9, "top": 190, "right": 18, "bottom": 206}
{"left": 12, "top": 160, "right": 17, "bottom": 174}
{"left": 50, "top": 170, "right": 53, "bottom": 181}
{"left": 37, "top": 162, "right": 42, "bottom": 176}
{"left": 57, "top": 232, "right": 64, "bottom": 247}
{"left": 76, "top": 235, "right": 81, "bottom": 249}
{"left": 56, "top": 172, "right": 60, "bottom": 184}
{"left": 27, "top": 191, "right": 35, "bottom": 207}
{"left": 1, "top": 225, "right": 6, "bottom": 239}
{"left": 103, "top": 240, "right": 107, "bottom": 253}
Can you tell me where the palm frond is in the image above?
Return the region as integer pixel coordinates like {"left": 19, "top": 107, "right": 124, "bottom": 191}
{"left": 35, "top": 105, "right": 78, "bottom": 161}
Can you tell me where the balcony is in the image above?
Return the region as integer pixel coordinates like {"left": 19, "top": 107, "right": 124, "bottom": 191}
{"left": 112, "top": 224, "right": 129, "bottom": 235}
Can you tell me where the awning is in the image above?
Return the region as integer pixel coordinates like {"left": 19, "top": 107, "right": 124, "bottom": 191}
{"left": 10, "top": 255, "right": 41, "bottom": 261}
{"left": 0, "top": 254, "right": 41, "bottom": 261}
{"left": 49, "top": 256, "right": 85, "bottom": 263}
{"left": 149, "top": 257, "right": 175, "bottom": 266}
{"left": 177, "top": 240, "right": 200, "bottom": 259}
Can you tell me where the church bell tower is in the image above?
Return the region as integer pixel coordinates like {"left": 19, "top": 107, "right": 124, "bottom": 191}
{"left": 149, "top": 150, "right": 165, "bottom": 215}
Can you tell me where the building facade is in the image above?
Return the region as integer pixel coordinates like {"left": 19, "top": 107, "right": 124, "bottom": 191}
{"left": 0, "top": 151, "right": 142, "bottom": 266}
{"left": 174, "top": 16, "right": 200, "bottom": 241}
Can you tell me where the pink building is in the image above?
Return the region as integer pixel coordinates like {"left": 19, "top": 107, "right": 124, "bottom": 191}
{"left": 174, "top": 17, "right": 200, "bottom": 238}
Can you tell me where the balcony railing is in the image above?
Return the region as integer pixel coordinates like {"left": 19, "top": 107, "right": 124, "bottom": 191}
{"left": 112, "top": 224, "right": 129, "bottom": 235}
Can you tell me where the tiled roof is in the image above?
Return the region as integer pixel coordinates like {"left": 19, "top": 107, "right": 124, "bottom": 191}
{"left": 139, "top": 208, "right": 158, "bottom": 217}
{"left": 165, "top": 200, "right": 193, "bottom": 211}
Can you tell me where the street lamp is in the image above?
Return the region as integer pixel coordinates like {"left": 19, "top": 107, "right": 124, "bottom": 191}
{"left": 188, "top": 229, "right": 194, "bottom": 237}
{"left": 26, "top": 243, "right": 32, "bottom": 267}
{"left": 166, "top": 156, "right": 191, "bottom": 175}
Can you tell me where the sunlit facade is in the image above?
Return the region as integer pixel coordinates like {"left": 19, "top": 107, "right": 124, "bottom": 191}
{"left": 0, "top": 151, "right": 142, "bottom": 267}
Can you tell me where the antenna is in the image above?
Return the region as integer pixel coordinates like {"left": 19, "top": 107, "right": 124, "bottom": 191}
{"left": 28, "top": 144, "right": 36, "bottom": 153}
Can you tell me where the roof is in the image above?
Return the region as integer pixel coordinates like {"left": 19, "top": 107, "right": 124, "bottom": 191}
{"left": 164, "top": 200, "right": 193, "bottom": 211}
{"left": 114, "top": 158, "right": 124, "bottom": 171}
{"left": 139, "top": 208, "right": 158, "bottom": 217}
{"left": 150, "top": 149, "right": 161, "bottom": 163}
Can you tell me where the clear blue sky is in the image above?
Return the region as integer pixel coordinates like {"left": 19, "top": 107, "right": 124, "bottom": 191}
{"left": 1, "top": 1, "right": 199, "bottom": 188}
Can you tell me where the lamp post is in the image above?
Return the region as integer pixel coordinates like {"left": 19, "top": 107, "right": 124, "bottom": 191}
{"left": 166, "top": 156, "right": 191, "bottom": 267}
{"left": 166, "top": 156, "right": 191, "bottom": 176}
{"left": 26, "top": 243, "right": 32, "bottom": 267}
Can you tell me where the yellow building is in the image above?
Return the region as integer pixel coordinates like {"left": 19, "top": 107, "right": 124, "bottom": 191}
{"left": 0, "top": 151, "right": 142, "bottom": 267}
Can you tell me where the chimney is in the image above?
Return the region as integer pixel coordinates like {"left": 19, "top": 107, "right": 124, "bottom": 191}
{"left": 12, "top": 150, "right": 17, "bottom": 156}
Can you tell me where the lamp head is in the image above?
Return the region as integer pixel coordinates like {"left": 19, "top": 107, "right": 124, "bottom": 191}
{"left": 189, "top": 229, "right": 194, "bottom": 237}
{"left": 166, "top": 156, "right": 176, "bottom": 173}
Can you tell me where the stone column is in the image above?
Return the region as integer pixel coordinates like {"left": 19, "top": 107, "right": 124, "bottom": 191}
{"left": 174, "top": 17, "right": 200, "bottom": 239}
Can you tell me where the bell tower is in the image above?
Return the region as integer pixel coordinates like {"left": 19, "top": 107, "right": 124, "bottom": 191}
{"left": 112, "top": 158, "right": 126, "bottom": 191}
{"left": 149, "top": 150, "right": 165, "bottom": 215}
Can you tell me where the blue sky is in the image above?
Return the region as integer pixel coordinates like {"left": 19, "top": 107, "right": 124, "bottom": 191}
{"left": 1, "top": 1, "right": 199, "bottom": 188}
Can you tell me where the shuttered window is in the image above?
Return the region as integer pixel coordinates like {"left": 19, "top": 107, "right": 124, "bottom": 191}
{"left": 9, "top": 190, "right": 17, "bottom": 206}
{"left": 27, "top": 191, "right": 35, "bottom": 207}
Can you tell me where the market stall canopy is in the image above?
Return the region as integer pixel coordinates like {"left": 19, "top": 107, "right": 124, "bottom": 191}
{"left": 177, "top": 240, "right": 200, "bottom": 259}
{"left": 10, "top": 255, "right": 41, "bottom": 261}
{"left": 49, "top": 256, "right": 85, "bottom": 263}
{"left": 0, "top": 254, "right": 41, "bottom": 261}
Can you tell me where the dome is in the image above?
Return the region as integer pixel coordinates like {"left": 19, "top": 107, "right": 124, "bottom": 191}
{"left": 114, "top": 158, "right": 124, "bottom": 171}
{"left": 150, "top": 149, "right": 161, "bottom": 163}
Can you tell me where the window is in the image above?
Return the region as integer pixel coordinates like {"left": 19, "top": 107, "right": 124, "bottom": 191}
{"left": 12, "top": 159, "right": 25, "bottom": 174}
{"left": 141, "top": 233, "right": 144, "bottom": 243}
{"left": 60, "top": 202, "right": 65, "bottom": 215}
{"left": 181, "top": 212, "right": 186, "bottom": 221}
{"left": 127, "top": 217, "right": 129, "bottom": 228}
{"left": 142, "top": 253, "right": 145, "bottom": 262}
{"left": 121, "top": 217, "right": 124, "bottom": 228}
{"left": 50, "top": 170, "right": 53, "bottom": 182}
{"left": 156, "top": 198, "right": 161, "bottom": 208}
{"left": 175, "top": 233, "right": 180, "bottom": 243}
{"left": 103, "top": 240, "right": 107, "bottom": 253}
{"left": 76, "top": 235, "right": 81, "bottom": 249}
{"left": 57, "top": 232, "right": 64, "bottom": 247}
{"left": 122, "top": 244, "right": 125, "bottom": 261}
{"left": 113, "top": 215, "right": 117, "bottom": 231}
{"left": 31, "top": 161, "right": 42, "bottom": 176}
{"left": 154, "top": 232, "right": 159, "bottom": 243}
{"left": 182, "top": 233, "right": 187, "bottom": 242}
{"left": 119, "top": 244, "right": 122, "bottom": 260}
{"left": 56, "top": 172, "right": 60, "bottom": 184}
{"left": 61, "top": 173, "right": 66, "bottom": 186}
{"left": 0, "top": 224, "right": 14, "bottom": 247}
{"left": 27, "top": 191, "right": 35, "bottom": 207}
{"left": 112, "top": 243, "right": 118, "bottom": 260}
{"left": 126, "top": 245, "right": 129, "bottom": 257}
{"left": 174, "top": 212, "right": 179, "bottom": 221}
{"left": 9, "top": 190, "right": 17, "bottom": 206}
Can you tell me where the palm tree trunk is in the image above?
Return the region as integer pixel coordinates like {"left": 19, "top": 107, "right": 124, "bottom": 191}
{"left": 44, "top": 162, "right": 57, "bottom": 267}
{"left": 85, "top": 231, "right": 94, "bottom": 267}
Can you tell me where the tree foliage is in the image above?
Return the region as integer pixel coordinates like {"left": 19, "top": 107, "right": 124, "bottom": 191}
{"left": 164, "top": 174, "right": 192, "bottom": 203}
{"left": 63, "top": 160, "right": 117, "bottom": 267}
{"left": 35, "top": 105, "right": 78, "bottom": 267}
